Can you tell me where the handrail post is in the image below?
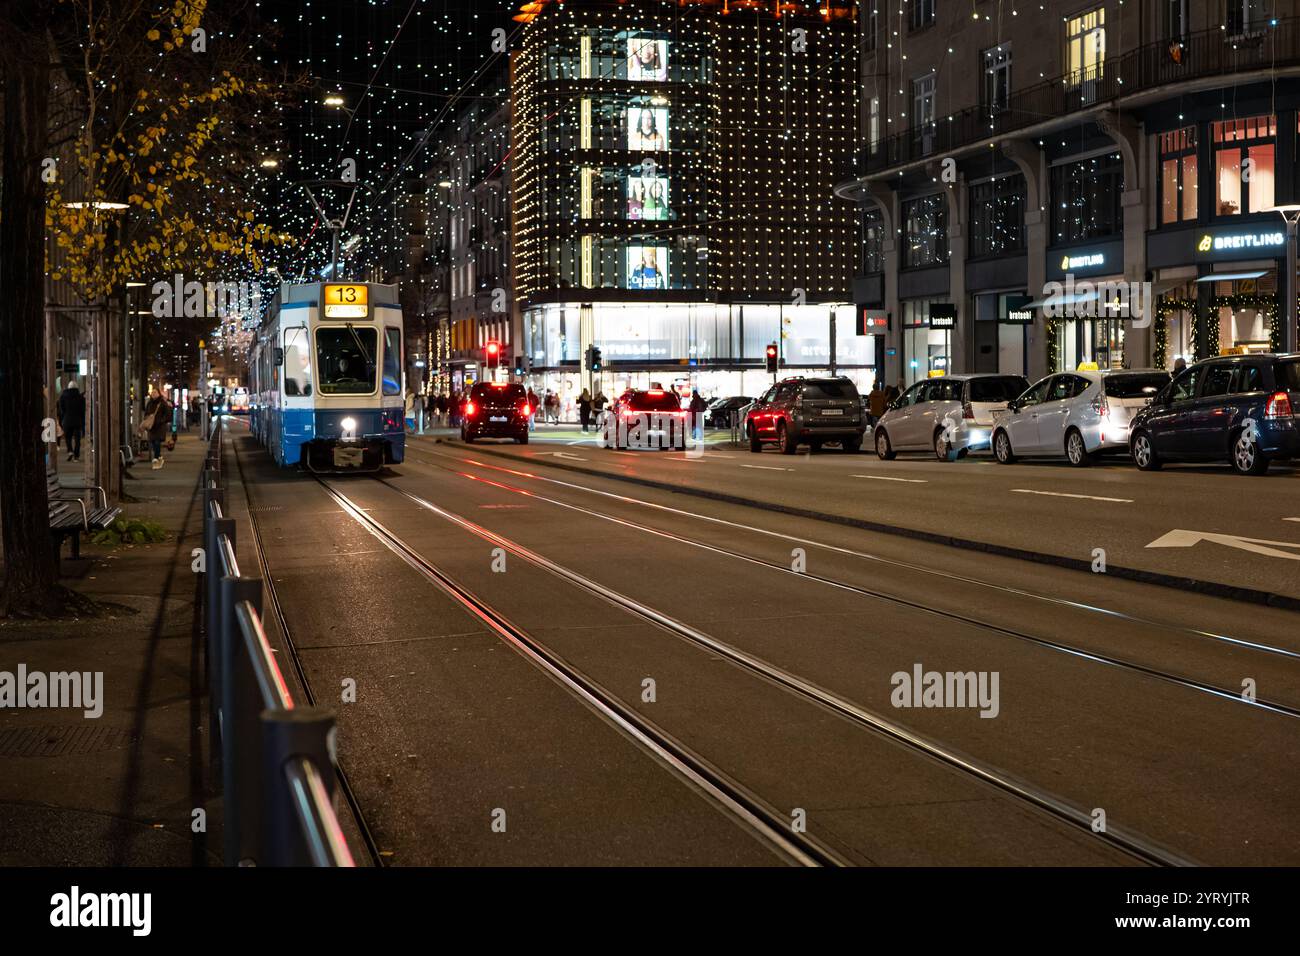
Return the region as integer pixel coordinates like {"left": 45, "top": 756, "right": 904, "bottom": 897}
{"left": 219, "top": 577, "right": 263, "bottom": 866}
{"left": 260, "top": 707, "right": 340, "bottom": 865}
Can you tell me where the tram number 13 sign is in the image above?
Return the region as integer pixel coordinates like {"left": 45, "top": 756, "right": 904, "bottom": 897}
{"left": 323, "top": 284, "right": 369, "bottom": 318}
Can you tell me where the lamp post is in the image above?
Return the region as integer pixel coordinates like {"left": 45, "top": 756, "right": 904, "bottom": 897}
{"left": 1267, "top": 204, "right": 1300, "bottom": 353}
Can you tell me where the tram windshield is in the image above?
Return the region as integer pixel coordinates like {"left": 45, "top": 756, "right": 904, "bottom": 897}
{"left": 316, "top": 326, "right": 377, "bottom": 394}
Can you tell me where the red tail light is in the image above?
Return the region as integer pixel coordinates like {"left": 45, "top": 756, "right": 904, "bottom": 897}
{"left": 521, "top": 403, "right": 531, "bottom": 416}
{"left": 464, "top": 401, "right": 477, "bottom": 417}
{"left": 961, "top": 402, "right": 974, "bottom": 420}
{"left": 1265, "top": 391, "right": 1292, "bottom": 419}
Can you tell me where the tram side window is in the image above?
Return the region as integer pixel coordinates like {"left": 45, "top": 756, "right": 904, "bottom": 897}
{"left": 316, "top": 326, "right": 377, "bottom": 394}
{"left": 283, "top": 326, "right": 313, "bottom": 396}
{"left": 382, "top": 327, "right": 402, "bottom": 396}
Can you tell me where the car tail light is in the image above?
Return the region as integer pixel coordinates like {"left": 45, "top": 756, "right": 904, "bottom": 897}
{"left": 464, "top": 401, "right": 476, "bottom": 417}
{"left": 961, "top": 402, "right": 974, "bottom": 420}
{"left": 1265, "top": 391, "right": 1293, "bottom": 419}
{"left": 521, "top": 404, "right": 531, "bottom": 416}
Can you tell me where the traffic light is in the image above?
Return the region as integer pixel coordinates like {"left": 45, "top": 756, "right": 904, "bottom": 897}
{"left": 765, "top": 342, "right": 779, "bottom": 374}
{"left": 590, "top": 345, "right": 602, "bottom": 372}
{"left": 485, "top": 340, "right": 501, "bottom": 361}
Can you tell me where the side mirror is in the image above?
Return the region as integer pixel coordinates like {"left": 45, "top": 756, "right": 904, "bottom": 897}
{"left": 1006, "top": 400, "right": 1020, "bottom": 413}
{"left": 274, "top": 347, "right": 284, "bottom": 367}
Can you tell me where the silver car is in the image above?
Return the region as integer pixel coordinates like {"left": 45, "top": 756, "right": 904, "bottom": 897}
{"left": 874, "top": 374, "right": 1029, "bottom": 461}
{"left": 990, "top": 369, "right": 1171, "bottom": 466}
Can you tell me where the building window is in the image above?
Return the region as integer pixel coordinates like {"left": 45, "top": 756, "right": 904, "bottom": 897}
{"left": 865, "top": 0, "right": 878, "bottom": 53}
{"left": 902, "top": 193, "right": 948, "bottom": 269}
{"left": 1065, "top": 8, "right": 1105, "bottom": 102}
{"left": 912, "top": 72, "right": 936, "bottom": 155}
{"left": 1227, "top": 0, "right": 1268, "bottom": 37}
{"left": 1213, "top": 115, "right": 1275, "bottom": 216}
{"left": 969, "top": 174, "right": 1025, "bottom": 258}
{"left": 982, "top": 45, "right": 1011, "bottom": 114}
{"left": 868, "top": 96, "right": 881, "bottom": 154}
{"left": 1050, "top": 152, "right": 1123, "bottom": 245}
{"left": 1158, "top": 126, "right": 1198, "bottom": 224}
{"left": 862, "top": 205, "right": 884, "bottom": 274}
{"left": 909, "top": 0, "right": 935, "bottom": 32}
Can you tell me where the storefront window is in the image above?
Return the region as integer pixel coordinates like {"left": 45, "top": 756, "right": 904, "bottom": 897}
{"left": 1050, "top": 152, "right": 1123, "bottom": 244}
{"left": 862, "top": 205, "right": 884, "bottom": 274}
{"left": 969, "top": 175, "right": 1025, "bottom": 258}
{"left": 1158, "top": 126, "right": 1197, "bottom": 224}
{"left": 1213, "top": 115, "right": 1275, "bottom": 215}
{"left": 901, "top": 299, "right": 950, "bottom": 385}
{"left": 1211, "top": 275, "right": 1276, "bottom": 354}
{"left": 902, "top": 194, "right": 948, "bottom": 268}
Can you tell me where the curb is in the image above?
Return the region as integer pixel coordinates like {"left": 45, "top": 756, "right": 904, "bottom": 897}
{"left": 438, "top": 439, "right": 1300, "bottom": 613}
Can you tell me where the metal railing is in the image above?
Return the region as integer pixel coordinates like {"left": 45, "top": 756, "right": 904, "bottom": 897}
{"left": 844, "top": 18, "right": 1300, "bottom": 182}
{"left": 202, "top": 424, "right": 355, "bottom": 867}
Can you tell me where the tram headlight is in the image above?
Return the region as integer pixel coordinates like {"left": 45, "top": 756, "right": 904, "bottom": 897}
{"left": 341, "top": 416, "right": 356, "bottom": 437}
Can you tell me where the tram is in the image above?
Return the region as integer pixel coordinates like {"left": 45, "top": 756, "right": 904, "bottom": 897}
{"left": 249, "top": 280, "right": 405, "bottom": 472}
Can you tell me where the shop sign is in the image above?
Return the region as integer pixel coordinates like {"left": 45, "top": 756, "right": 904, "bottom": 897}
{"left": 1196, "top": 230, "right": 1285, "bottom": 255}
{"left": 1003, "top": 294, "right": 1034, "bottom": 323}
{"left": 929, "top": 304, "right": 957, "bottom": 329}
{"left": 1059, "top": 251, "right": 1106, "bottom": 271}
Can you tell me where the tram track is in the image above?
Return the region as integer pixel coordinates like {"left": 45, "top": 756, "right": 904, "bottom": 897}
{"left": 313, "top": 467, "right": 1193, "bottom": 867}
{"left": 402, "top": 445, "right": 1300, "bottom": 720}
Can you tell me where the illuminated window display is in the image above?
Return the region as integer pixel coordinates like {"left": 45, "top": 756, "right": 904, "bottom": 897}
{"left": 627, "top": 175, "right": 670, "bottom": 220}
{"left": 627, "top": 245, "right": 669, "bottom": 290}
{"left": 628, "top": 106, "right": 669, "bottom": 151}
{"left": 627, "top": 37, "right": 668, "bottom": 81}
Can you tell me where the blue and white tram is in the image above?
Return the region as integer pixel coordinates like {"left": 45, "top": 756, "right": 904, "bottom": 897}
{"left": 249, "top": 281, "right": 405, "bottom": 472}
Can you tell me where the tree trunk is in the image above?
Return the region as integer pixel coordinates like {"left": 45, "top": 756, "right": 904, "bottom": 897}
{"left": 0, "top": 7, "right": 58, "bottom": 615}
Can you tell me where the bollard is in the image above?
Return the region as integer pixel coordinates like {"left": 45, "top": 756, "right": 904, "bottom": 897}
{"left": 219, "top": 576, "right": 263, "bottom": 866}
{"left": 259, "top": 707, "right": 340, "bottom": 866}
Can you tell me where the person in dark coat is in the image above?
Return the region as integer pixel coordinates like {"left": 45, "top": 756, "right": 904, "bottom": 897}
{"left": 142, "top": 385, "right": 172, "bottom": 469}
{"left": 57, "top": 378, "right": 87, "bottom": 461}
{"left": 688, "top": 388, "right": 708, "bottom": 442}
{"left": 578, "top": 389, "right": 593, "bottom": 432}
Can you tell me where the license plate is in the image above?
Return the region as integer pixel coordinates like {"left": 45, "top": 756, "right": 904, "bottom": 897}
{"left": 333, "top": 446, "right": 364, "bottom": 468}
{"left": 489, "top": 416, "right": 507, "bottom": 422}
{"left": 821, "top": 408, "right": 843, "bottom": 416}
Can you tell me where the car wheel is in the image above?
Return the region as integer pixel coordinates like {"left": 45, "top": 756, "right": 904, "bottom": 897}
{"left": 462, "top": 431, "right": 474, "bottom": 444}
{"left": 875, "top": 429, "right": 895, "bottom": 460}
{"left": 1232, "top": 430, "right": 1270, "bottom": 475}
{"left": 778, "top": 421, "right": 798, "bottom": 455}
{"left": 934, "top": 430, "right": 952, "bottom": 462}
{"left": 842, "top": 436, "right": 862, "bottom": 454}
{"left": 1065, "top": 428, "right": 1093, "bottom": 467}
{"left": 1131, "top": 430, "right": 1161, "bottom": 471}
{"left": 993, "top": 429, "right": 1015, "bottom": 464}
{"left": 809, "top": 440, "right": 823, "bottom": 453}
{"left": 748, "top": 425, "right": 762, "bottom": 453}
{"left": 517, "top": 433, "right": 529, "bottom": 445}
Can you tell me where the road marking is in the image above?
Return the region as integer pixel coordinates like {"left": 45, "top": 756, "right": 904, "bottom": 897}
{"left": 852, "top": 474, "right": 928, "bottom": 484}
{"left": 666, "top": 456, "right": 703, "bottom": 462}
{"left": 1146, "top": 529, "right": 1300, "bottom": 560}
{"left": 1011, "top": 489, "right": 1132, "bottom": 503}
{"left": 741, "top": 464, "right": 794, "bottom": 472}
{"left": 1285, "top": 517, "right": 1300, "bottom": 523}
{"left": 548, "top": 451, "right": 588, "bottom": 461}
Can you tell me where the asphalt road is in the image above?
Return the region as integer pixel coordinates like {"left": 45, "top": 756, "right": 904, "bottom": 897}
{"left": 228, "top": 425, "right": 1300, "bottom": 865}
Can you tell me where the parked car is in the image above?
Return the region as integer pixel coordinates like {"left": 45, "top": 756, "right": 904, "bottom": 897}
{"left": 990, "top": 368, "right": 1171, "bottom": 466}
{"left": 705, "top": 395, "right": 753, "bottom": 428}
{"left": 1129, "top": 353, "right": 1299, "bottom": 475}
{"left": 745, "top": 376, "right": 866, "bottom": 454}
{"left": 874, "top": 374, "right": 1028, "bottom": 461}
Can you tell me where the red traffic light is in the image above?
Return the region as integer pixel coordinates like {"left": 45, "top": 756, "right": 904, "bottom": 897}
{"left": 485, "top": 341, "right": 501, "bottom": 357}
{"left": 765, "top": 345, "right": 777, "bottom": 358}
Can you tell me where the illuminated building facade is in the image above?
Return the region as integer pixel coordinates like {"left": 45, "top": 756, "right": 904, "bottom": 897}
{"left": 511, "top": 0, "right": 862, "bottom": 405}
{"left": 839, "top": 2, "right": 1300, "bottom": 387}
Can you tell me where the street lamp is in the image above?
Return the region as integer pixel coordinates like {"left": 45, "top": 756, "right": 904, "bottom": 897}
{"left": 1267, "top": 204, "right": 1300, "bottom": 354}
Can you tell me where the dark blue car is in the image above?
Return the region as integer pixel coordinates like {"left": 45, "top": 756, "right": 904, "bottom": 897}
{"left": 1129, "top": 353, "right": 1300, "bottom": 475}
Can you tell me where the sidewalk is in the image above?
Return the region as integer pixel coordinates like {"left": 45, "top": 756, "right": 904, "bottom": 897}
{"left": 0, "top": 431, "right": 219, "bottom": 865}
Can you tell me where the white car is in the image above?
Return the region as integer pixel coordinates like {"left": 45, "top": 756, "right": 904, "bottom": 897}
{"left": 874, "top": 374, "right": 1029, "bottom": 461}
{"left": 990, "top": 369, "right": 1171, "bottom": 466}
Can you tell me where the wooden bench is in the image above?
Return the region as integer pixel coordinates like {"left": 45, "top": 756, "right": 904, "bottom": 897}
{"left": 47, "top": 470, "right": 121, "bottom": 563}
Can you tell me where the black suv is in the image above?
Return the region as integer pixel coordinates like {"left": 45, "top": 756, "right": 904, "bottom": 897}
{"left": 461, "top": 382, "right": 529, "bottom": 444}
{"left": 1129, "top": 353, "right": 1299, "bottom": 475}
{"left": 745, "top": 376, "right": 866, "bottom": 454}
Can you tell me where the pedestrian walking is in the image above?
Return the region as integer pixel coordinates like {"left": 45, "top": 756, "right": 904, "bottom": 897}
{"left": 1173, "top": 356, "right": 1187, "bottom": 375}
{"left": 527, "top": 387, "right": 540, "bottom": 431}
{"left": 140, "top": 385, "right": 172, "bottom": 469}
{"left": 593, "top": 390, "right": 608, "bottom": 431}
{"left": 867, "top": 382, "right": 887, "bottom": 427}
{"left": 404, "top": 388, "right": 417, "bottom": 431}
{"left": 57, "top": 378, "right": 87, "bottom": 462}
{"left": 544, "top": 391, "right": 559, "bottom": 424}
{"left": 413, "top": 390, "right": 426, "bottom": 433}
{"left": 578, "top": 389, "right": 593, "bottom": 432}
{"left": 688, "top": 388, "right": 708, "bottom": 442}
{"left": 436, "top": 393, "right": 448, "bottom": 427}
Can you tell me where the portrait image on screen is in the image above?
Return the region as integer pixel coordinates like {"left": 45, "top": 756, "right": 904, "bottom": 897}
{"left": 627, "top": 38, "right": 668, "bottom": 82}
{"left": 628, "top": 106, "right": 668, "bottom": 152}
{"left": 627, "top": 175, "right": 670, "bottom": 221}
{"left": 627, "top": 245, "right": 668, "bottom": 290}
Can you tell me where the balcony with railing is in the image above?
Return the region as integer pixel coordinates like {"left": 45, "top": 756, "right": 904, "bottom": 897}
{"left": 840, "top": 18, "right": 1300, "bottom": 188}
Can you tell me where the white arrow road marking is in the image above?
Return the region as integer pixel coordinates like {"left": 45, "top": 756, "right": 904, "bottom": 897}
{"left": 852, "top": 474, "right": 928, "bottom": 483}
{"left": 549, "top": 452, "right": 588, "bottom": 461}
{"left": 1011, "top": 488, "right": 1133, "bottom": 503}
{"left": 1146, "top": 529, "right": 1300, "bottom": 560}
{"left": 1285, "top": 517, "right": 1300, "bottom": 523}
{"left": 741, "top": 464, "right": 794, "bottom": 472}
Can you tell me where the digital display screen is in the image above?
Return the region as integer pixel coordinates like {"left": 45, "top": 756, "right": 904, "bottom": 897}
{"left": 628, "top": 106, "right": 669, "bottom": 152}
{"left": 627, "top": 38, "right": 668, "bottom": 81}
{"left": 627, "top": 175, "right": 670, "bottom": 221}
{"left": 626, "top": 246, "right": 668, "bottom": 290}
